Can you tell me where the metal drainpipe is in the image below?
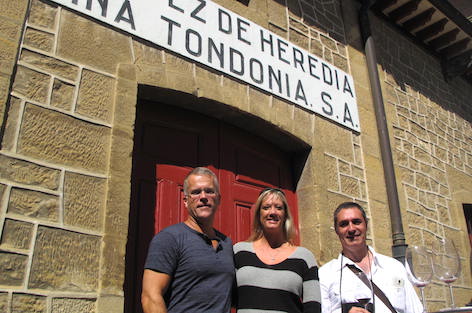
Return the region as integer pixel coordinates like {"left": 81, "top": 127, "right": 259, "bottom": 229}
{"left": 359, "top": 0, "right": 408, "bottom": 262}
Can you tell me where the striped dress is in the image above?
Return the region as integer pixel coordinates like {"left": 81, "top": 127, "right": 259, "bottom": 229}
{"left": 234, "top": 241, "right": 322, "bottom": 313}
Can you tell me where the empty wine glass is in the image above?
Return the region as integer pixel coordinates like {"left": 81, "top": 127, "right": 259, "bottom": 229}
{"left": 405, "top": 245, "right": 433, "bottom": 312}
{"left": 354, "top": 273, "right": 373, "bottom": 312}
{"left": 432, "top": 238, "right": 461, "bottom": 309}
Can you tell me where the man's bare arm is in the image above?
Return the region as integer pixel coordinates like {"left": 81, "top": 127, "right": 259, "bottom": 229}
{"left": 142, "top": 269, "right": 171, "bottom": 313}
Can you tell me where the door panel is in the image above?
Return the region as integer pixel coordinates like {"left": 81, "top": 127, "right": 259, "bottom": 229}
{"left": 125, "top": 101, "right": 299, "bottom": 313}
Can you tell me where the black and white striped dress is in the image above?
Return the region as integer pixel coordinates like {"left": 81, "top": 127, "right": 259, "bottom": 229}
{"left": 234, "top": 241, "right": 322, "bottom": 313}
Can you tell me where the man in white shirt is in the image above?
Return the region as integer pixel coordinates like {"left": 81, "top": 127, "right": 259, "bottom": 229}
{"left": 319, "top": 202, "right": 423, "bottom": 313}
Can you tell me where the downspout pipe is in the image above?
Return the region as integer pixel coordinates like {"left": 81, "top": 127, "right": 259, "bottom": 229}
{"left": 358, "top": 0, "right": 407, "bottom": 262}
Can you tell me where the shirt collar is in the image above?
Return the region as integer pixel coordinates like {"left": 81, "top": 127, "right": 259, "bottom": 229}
{"left": 336, "top": 246, "right": 381, "bottom": 271}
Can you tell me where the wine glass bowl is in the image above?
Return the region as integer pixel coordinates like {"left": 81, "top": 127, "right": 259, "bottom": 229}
{"left": 405, "top": 245, "right": 433, "bottom": 313}
{"left": 431, "top": 238, "right": 461, "bottom": 309}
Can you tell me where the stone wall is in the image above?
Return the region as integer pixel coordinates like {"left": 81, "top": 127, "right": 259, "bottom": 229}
{"left": 372, "top": 12, "right": 472, "bottom": 310}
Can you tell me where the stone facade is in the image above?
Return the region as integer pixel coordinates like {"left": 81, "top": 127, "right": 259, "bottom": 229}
{"left": 0, "top": 0, "right": 470, "bottom": 312}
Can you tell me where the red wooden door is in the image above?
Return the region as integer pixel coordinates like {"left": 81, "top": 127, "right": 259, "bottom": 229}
{"left": 125, "top": 101, "right": 298, "bottom": 313}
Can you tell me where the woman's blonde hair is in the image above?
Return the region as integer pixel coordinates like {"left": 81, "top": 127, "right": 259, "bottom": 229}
{"left": 247, "top": 188, "right": 295, "bottom": 243}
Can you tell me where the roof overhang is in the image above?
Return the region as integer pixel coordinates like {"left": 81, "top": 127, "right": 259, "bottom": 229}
{"left": 370, "top": 0, "right": 472, "bottom": 82}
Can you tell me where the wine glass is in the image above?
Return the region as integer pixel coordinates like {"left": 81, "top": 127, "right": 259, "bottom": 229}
{"left": 354, "top": 273, "right": 373, "bottom": 312}
{"left": 432, "top": 238, "right": 461, "bottom": 309}
{"left": 404, "top": 245, "right": 433, "bottom": 312}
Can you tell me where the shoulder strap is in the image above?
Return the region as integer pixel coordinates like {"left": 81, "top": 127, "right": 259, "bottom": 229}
{"left": 346, "top": 264, "right": 398, "bottom": 313}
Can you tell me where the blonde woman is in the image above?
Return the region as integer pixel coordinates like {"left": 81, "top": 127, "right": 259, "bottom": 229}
{"left": 233, "top": 188, "right": 321, "bottom": 313}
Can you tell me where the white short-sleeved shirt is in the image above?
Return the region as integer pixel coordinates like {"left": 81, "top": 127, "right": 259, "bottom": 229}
{"left": 319, "top": 247, "right": 423, "bottom": 313}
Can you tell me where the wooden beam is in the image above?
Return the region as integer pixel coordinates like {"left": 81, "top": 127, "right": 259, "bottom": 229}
{"left": 402, "top": 8, "right": 435, "bottom": 31}
{"left": 415, "top": 18, "right": 448, "bottom": 41}
{"left": 428, "top": 29, "right": 460, "bottom": 49}
{"left": 388, "top": 0, "right": 421, "bottom": 22}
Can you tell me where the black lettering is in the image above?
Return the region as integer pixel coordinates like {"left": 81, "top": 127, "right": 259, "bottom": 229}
{"left": 308, "top": 55, "right": 320, "bottom": 79}
{"left": 230, "top": 48, "right": 244, "bottom": 75}
{"left": 249, "top": 58, "right": 263, "bottom": 84}
{"left": 169, "top": 0, "right": 184, "bottom": 13}
{"left": 293, "top": 47, "right": 305, "bottom": 71}
{"left": 343, "top": 103, "right": 354, "bottom": 126}
{"left": 260, "top": 30, "right": 274, "bottom": 56}
{"left": 114, "top": 0, "right": 135, "bottom": 30}
{"left": 343, "top": 76, "right": 354, "bottom": 97}
{"left": 237, "top": 18, "right": 251, "bottom": 45}
{"left": 191, "top": 0, "right": 206, "bottom": 23}
{"left": 186, "top": 29, "right": 202, "bottom": 57}
{"left": 285, "top": 73, "right": 290, "bottom": 97}
{"left": 218, "top": 9, "right": 231, "bottom": 34}
{"left": 87, "top": 0, "right": 108, "bottom": 17}
{"left": 72, "top": 0, "right": 78, "bottom": 4}
{"left": 322, "top": 63, "right": 332, "bottom": 85}
{"left": 321, "top": 92, "right": 333, "bottom": 115}
{"left": 268, "top": 66, "right": 282, "bottom": 93}
{"left": 277, "top": 39, "right": 290, "bottom": 64}
{"left": 334, "top": 69, "right": 339, "bottom": 90}
{"left": 208, "top": 38, "right": 224, "bottom": 68}
{"left": 161, "top": 16, "right": 181, "bottom": 45}
{"left": 295, "top": 80, "right": 308, "bottom": 106}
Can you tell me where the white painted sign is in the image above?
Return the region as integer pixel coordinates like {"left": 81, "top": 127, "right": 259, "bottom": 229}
{"left": 50, "top": 0, "right": 360, "bottom": 131}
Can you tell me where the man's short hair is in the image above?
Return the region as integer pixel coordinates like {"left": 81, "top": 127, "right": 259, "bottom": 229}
{"left": 333, "top": 201, "right": 368, "bottom": 230}
{"left": 183, "top": 167, "right": 220, "bottom": 195}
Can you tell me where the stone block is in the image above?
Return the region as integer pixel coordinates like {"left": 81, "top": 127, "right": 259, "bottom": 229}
{"left": 268, "top": 1, "right": 287, "bottom": 29}
{"left": 23, "top": 27, "right": 54, "bottom": 53}
{"left": 272, "top": 97, "right": 293, "bottom": 131}
{"left": 332, "top": 53, "right": 348, "bottom": 72}
{"left": 18, "top": 104, "right": 111, "bottom": 173}
{"left": 29, "top": 226, "right": 101, "bottom": 291}
{"left": 64, "top": 172, "right": 106, "bottom": 231}
{"left": 8, "top": 188, "right": 59, "bottom": 222}
{"left": 221, "top": 77, "right": 248, "bottom": 112}
{"left": 293, "top": 107, "right": 314, "bottom": 144}
{"left": 100, "top": 235, "right": 126, "bottom": 293}
{"left": 1, "top": 96, "right": 21, "bottom": 151}
{"left": 324, "top": 154, "right": 339, "bottom": 191}
{"left": 0, "top": 154, "right": 61, "bottom": 190}
{"left": 51, "top": 78, "right": 74, "bottom": 110}
{"left": 0, "top": 15, "right": 22, "bottom": 41}
{"left": 11, "top": 293, "right": 46, "bottom": 313}
{"left": 12, "top": 66, "right": 50, "bottom": 103}
{"left": 52, "top": 297, "right": 96, "bottom": 313}
{"left": 248, "top": 88, "right": 271, "bottom": 122}
{"left": 0, "top": 0, "right": 29, "bottom": 21}
{"left": 316, "top": 117, "right": 353, "bottom": 161}
{"left": 340, "top": 174, "right": 360, "bottom": 198}
{"left": 28, "top": 0, "right": 57, "bottom": 30}
{"left": 0, "top": 219, "right": 34, "bottom": 250}
{"left": 310, "top": 38, "right": 323, "bottom": 58}
{"left": 338, "top": 160, "right": 350, "bottom": 175}
{"left": 57, "top": 10, "right": 133, "bottom": 74}
{"left": 0, "top": 38, "right": 20, "bottom": 74}
{"left": 0, "top": 252, "right": 28, "bottom": 286}
{"left": 0, "top": 292, "right": 7, "bottom": 312}
{"left": 20, "top": 49, "right": 79, "bottom": 81}
{"left": 289, "top": 28, "right": 309, "bottom": 50}
{"left": 97, "top": 295, "right": 124, "bottom": 313}
{"left": 194, "top": 65, "right": 223, "bottom": 102}
{"left": 77, "top": 69, "right": 115, "bottom": 122}
{"left": 132, "top": 40, "right": 162, "bottom": 65}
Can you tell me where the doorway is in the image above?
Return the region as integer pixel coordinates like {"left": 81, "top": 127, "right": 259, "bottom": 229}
{"left": 124, "top": 96, "right": 305, "bottom": 312}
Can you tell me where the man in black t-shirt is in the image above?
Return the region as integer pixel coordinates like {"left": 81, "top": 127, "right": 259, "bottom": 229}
{"left": 141, "top": 167, "right": 234, "bottom": 313}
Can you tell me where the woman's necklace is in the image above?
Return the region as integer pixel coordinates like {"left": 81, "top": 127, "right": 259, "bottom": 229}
{"left": 264, "top": 242, "right": 287, "bottom": 261}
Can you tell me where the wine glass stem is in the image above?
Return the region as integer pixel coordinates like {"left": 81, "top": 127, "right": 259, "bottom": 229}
{"left": 448, "top": 283, "right": 455, "bottom": 308}
{"left": 420, "top": 287, "right": 426, "bottom": 312}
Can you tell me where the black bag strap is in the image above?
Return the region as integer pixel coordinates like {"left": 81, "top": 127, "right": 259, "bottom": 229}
{"left": 346, "top": 264, "right": 398, "bottom": 313}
